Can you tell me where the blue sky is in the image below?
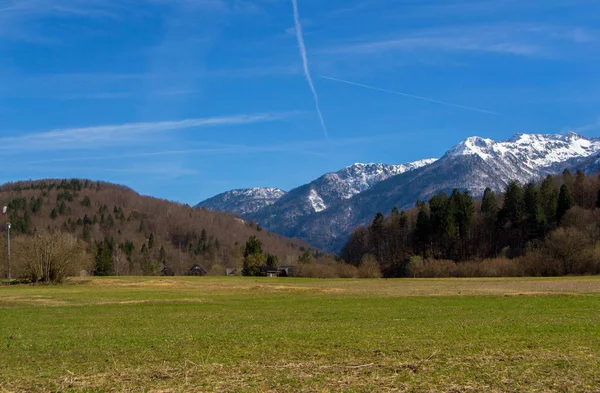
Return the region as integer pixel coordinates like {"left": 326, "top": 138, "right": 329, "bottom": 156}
{"left": 1, "top": 0, "right": 599, "bottom": 204}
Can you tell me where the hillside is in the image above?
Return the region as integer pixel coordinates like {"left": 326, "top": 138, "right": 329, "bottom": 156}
{"left": 0, "top": 179, "right": 319, "bottom": 277}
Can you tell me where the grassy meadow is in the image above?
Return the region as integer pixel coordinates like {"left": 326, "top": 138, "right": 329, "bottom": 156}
{"left": 0, "top": 277, "right": 599, "bottom": 392}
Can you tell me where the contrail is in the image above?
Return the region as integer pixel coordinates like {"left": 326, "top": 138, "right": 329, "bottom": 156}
{"left": 320, "top": 75, "right": 499, "bottom": 115}
{"left": 292, "top": 0, "right": 328, "bottom": 138}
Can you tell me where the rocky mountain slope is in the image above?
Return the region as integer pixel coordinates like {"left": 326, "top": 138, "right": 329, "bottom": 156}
{"left": 245, "top": 160, "right": 437, "bottom": 234}
{"left": 196, "top": 188, "right": 286, "bottom": 216}
{"left": 198, "top": 132, "right": 600, "bottom": 252}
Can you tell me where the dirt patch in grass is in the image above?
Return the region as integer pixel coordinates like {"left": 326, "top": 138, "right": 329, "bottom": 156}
{"left": 0, "top": 295, "right": 69, "bottom": 307}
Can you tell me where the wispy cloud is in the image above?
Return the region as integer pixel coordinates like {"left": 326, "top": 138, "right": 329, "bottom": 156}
{"left": 291, "top": 0, "right": 328, "bottom": 139}
{"left": 321, "top": 24, "right": 597, "bottom": 58}
{"left": 0, "top": 112, "right": 296, "bottom": 153}
{"left": 566, "top": 118, "right": 600, "bottom": 134}
{"left": 22, "top": 132, "right": 446, "bottom": 165}
{"left": 320, "top": 75, "right": 499, "bottom": 115}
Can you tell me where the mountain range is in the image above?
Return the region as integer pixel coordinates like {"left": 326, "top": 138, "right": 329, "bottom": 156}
{"left": 197, "top": 132, "right": 600, "bottom": 252}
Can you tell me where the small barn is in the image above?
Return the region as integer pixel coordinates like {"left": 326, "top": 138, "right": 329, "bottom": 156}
{"left": 258, "top": 265, "right": 296, "bottom": 277}
{"left": 161, "top": 266, "right": 175, "bottom": 276}
{"left": 226, "top": 268, "right": 238, "bottom": 277}
{"left": 188, "top": 264, "right": 207, "bottom": 276}
{"left": 278, "top": 266, "right": 296, "bottom": 277}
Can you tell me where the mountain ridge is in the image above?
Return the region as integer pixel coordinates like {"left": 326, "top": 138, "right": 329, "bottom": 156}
{"left": 197, "top": 132, "right": 600, "bottom": 252}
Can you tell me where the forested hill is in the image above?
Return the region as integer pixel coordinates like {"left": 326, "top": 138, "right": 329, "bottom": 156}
{"left": 0, "top": 179, "right": 318, "bottom": 276}
{"left": 342, "top": 170, "right": 600, "bottom": 277}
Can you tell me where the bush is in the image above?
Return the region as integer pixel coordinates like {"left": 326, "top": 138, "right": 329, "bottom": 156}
{"left": 545, "top": 227, "right": 594, "bottom": 275}
{"left": 297, "top": 262, "right": 338, "bottom": 278}
{"left": 14, "top": 232, "right": 91, "bottom": 283}
{"left": 408, "top": 257, "right": 456, "bottom": 278}
{"left": 336, "top": 262, "right": 359, "bottom": 278}
{"left": 208, "top": 264, "right": 226, "bottom": 276}
{"left": 358, "top": 254, "right": 382, "bottom": 278}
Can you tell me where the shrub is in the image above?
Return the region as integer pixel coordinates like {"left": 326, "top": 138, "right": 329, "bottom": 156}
{"left": 358, "top": 254, "right": 382, "bottom": 278}
{"left": 14, "top": 232, "right": 91, "bottom": 283}
{"left": 298, "top": 262, "right": 338, "bottom": 278}
{"left": 545, "top": 227, "right": 594, "bottom": 275}
{"left": 336, "top": 262, "right": 359, "bottom": 278}
{"left": 208, "top": 264, "right": 226, "bottom": 276}
{"left": 408, "top": 257, "right": 456, "bottom": 278}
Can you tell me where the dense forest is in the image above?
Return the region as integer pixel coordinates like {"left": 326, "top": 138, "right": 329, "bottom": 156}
{"left": 342, "top": 170, "right": 600, "bottom": 277}
{"left": 0, "top": 179, "right": 327, "bottom": 281}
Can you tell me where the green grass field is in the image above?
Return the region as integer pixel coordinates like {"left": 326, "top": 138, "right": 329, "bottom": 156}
{"left": 1, "top": 277, "right": 599, "bottom": 392}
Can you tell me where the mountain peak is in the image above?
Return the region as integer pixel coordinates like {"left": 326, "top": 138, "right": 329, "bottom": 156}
{"left": 196, "top": 187, "right": 286, "bottom": 216}
{"left": 446, "top": 136, "right": 495, "bottom": 160}
{"left": 329, "top": 159, "right": 437, "bottom": 200}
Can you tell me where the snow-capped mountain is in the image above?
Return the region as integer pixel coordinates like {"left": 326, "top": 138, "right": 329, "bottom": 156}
{"left": 246, "top": 159, "right": 437, "bottom": 235}
{"left": 196, "top": 188, "right": 286, "bottom": 216}
{"left": 197, "top": 132, "right": 600, "bottom": 252}
{"left": 444, "top": 132, "right": 600, "bottom": 194}
{"left": 289, "top": 132, "right": 600, "bottom": 251}
{"left": 327, "top": 160, "right": 438, "bottom": 201}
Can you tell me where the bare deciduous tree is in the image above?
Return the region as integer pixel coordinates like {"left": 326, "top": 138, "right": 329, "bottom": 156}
{"left": 15, "top": 232, "right": 91, "bottom": 283}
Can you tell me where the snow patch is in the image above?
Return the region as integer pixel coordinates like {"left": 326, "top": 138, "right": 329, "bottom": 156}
{"left": 308, "top": 189, "right": 327, "bottom": 212}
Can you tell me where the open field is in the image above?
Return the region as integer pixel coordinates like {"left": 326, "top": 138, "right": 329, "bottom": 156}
{"left": 1, "top": 277, "right": 599, "bottom": 392}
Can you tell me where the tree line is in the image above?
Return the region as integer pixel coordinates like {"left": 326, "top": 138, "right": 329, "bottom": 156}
{"left": 342, "top": 170, "right": 600, "bottom": 277}
{"left": 0, "top": 179, "right": 324, "bottom": 283}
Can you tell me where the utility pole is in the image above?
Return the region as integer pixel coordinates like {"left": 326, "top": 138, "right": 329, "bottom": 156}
{"left": 2, "top": 206, "right": 8, "bottom": 286}
{"left": 7, "top": 222, "right": 10, "bottom": 287}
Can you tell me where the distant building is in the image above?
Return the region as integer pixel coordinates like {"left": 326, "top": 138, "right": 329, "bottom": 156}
{"left": 188, "top": 264, "right": 207, "bottom": 276}
{"left": 258, "top": 265, "right": 296, "bottom": 277}
{"left": 161, "top": 266, "right": 175, "bottom": 276}
{"left": 226, "top": 268, "right": 238, "bottom": 277}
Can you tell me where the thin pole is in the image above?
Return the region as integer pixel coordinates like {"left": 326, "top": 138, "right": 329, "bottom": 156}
{"left": 7, "top": 223, "right": 10, "bottom": 287}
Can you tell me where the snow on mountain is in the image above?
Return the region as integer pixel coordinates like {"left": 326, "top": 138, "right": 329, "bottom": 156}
{"left": 308, "top": 189, "right": 327, "bottom": 212}
{"left": 245, "top": 158, "right": 438, "bottom": 241}
{"left": 278, "top": 132, "right": 600, "bottom": 252}
{"left": 328, "top": 159, "right": 438, "bottom": 200}
{"left": 198, "top": 132, "right": 600, "bottom": 253}
{"left": 196, "top": 187, "right": 286, "bottom": 216}
{"left": 445, "top": 132, "right": 600, "bottom": 192}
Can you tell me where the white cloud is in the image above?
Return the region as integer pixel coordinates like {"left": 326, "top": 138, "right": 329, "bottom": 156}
{"left": 567, "top": 119, "right": 600, "bottom": 134}
{"left": 321, "top": 24, "right": 597, "bottom": 58}
{"left": 0, "top": 112, "right": 296, "bottom": 153}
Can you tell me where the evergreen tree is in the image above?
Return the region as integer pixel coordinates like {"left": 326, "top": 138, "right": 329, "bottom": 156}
{"left": 82, "top": 225, "right": 92, "bottom": 243}
{"left": 481, "top": 188, "right": 498, "bottom": 217}
{"left": 243, "top": 236, "right": 265, "bottom": 276}
{"left": 148, "top": 232, "right": 155, "bottom": 249}
{"left": 140, "top": 245, "right": 157, "bottom": 276}
{"left": 58, "top": 201, "right": 67, "bottom": 215}
{"left": 266, "top": 253, "right": 278, "bottom": 268}
{"left": 159, "top": 245, "right": 167, "bottom": 266}
{"left": 499, "top": 181, "right": 524, "bottom": 226}
{"left": 573, "top": 170, "right": 587, "bottom": 207}
{"left": 298, "top": 251, "right": 312, "bottom": 264}
{"left": 556, "top": 184, "right": 575, "bottom": 223}
{"left": 523, "top": 182, "right": 545, "bottom": 239}
{"left": 479, "top": 188, "right": 498, "bottom": 257}
{"left": 81, "top": 196, "right": 91, "bottom": 207}
{"left": 539, "top": 175, "right": 558, "bottom": 226}
{"left": 23, "top": 210, "right": 32, "bottom": 234}
{"left": 94, "top": 238, "right": 114, "bottom": 276}
{"left": 414, "top": 201, "right": 431, "bottom": 258}
{"left": 50, "top": 208, "right": 58, "bottom": 219}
